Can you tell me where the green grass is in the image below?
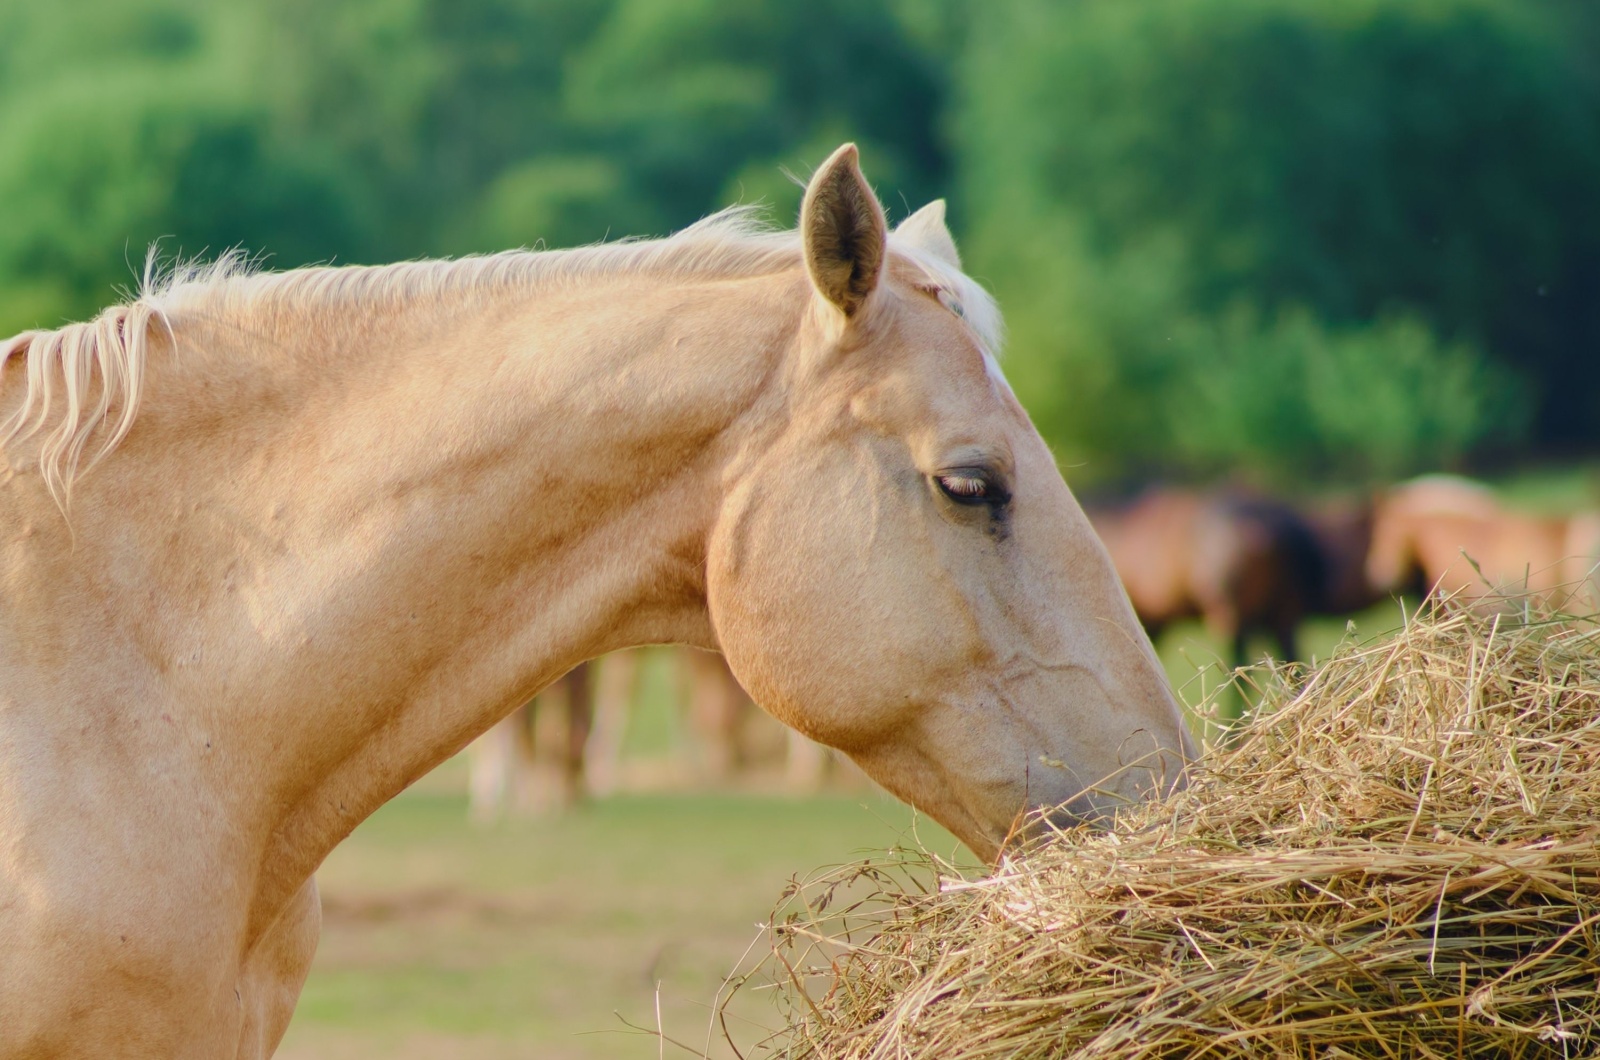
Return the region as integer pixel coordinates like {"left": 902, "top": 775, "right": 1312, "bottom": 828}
{"left": 277, "top": 769, "right": 960, "bottom": 1060}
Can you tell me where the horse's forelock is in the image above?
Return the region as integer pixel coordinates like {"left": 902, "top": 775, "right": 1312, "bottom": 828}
{"left": 887, "top": 237, "right": 1004, "bottom": 358}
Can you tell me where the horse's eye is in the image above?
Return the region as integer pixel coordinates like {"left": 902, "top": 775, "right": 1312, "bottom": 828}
{"left": 937, "top": 290, "right": 966, "bottom": 319}
{"left": 937, "top": 473, "right": 990, "bottom": 504}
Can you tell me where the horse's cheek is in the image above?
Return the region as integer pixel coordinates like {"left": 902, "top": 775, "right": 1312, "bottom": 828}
{"left": 704, "top": 469, "right": 895, "bottom": 746}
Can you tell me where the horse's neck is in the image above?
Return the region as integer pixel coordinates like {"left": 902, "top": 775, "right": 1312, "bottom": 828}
{"left": 30, "top": 269, "right": 801, "bottom": 915}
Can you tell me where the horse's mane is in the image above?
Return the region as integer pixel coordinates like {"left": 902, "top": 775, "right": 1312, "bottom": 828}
{"left": 0, "top": 301, "right": 167, "bottom": 510}
{"left": 148, "top": 206, "right": 799, "bottom": 316}
{"left": 1, "top": 206, "right": 1000, "bottom": 509}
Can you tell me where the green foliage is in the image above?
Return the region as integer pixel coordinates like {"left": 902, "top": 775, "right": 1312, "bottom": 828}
{"left": 261, "top": 0, "right": 607, "bottom": 256}
{"left": 962, "top": 0, "right": 1599, "bottom": 482}
{"left": 0, "top": 0, "right": 949, "bottom": 336}
{"left": 561, "top": 0, "right": 946, "bottom": 229}
{"left": 466, "top": 155, "right": 639, "bottom": 250}
{"left": 0, "top": 76, "right": 367, "bottom": 327}
{"left": 258, "top": 0, "right": 947, "bottom": 254}
{"left": 0, "top": 0, "right": 1596, "bottom": 481}
{"left": 1166, "top": 307, "right": 1526, "bottom": 483}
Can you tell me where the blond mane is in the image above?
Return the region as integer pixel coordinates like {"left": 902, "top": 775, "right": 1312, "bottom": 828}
{"left": 1, "top": 206, "right": 1000, "bottom": 508}
{"left": 0, "top": 300, "right": 167, "bottom": 511}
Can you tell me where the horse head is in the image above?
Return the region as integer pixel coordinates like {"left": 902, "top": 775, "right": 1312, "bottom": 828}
{"left": 706, "top": 146, "right": 1194, "bottom": 859}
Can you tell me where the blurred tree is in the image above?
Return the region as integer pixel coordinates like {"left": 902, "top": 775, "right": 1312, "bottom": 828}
{"left": 263, "top": 0, "right": 609, "bottom": 257}
{"left": 0, "top": 77, "right": 367, "bottom": 331}
{"left": 466, "top": 154, "right": 646, "bottom": 250}
{"left": 560, "top": 0, "right": 948, "bottom": 232}
{"left": 0, "top": 7, "right": 366, "bottom": 333}
{"left": 1166, "top": 307, "right": 1526, "bottom": 481}
{"left": 0, "top": 0, "right": 949, "bottom": 332}
{"left": 961, "top": 0, "right": 1600, "bottom": 482}
{"left": 0, "top": 0, "right": 364, "bottom": 331}
{"left": 260, "top": 0, "right": 949, "bottom": 250}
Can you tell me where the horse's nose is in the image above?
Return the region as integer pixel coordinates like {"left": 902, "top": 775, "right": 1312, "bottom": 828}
{"left": 1029, "top": 762, "right": 1189, "bottom": 840}
{"left": 1030, "top": 793, "right": 1113, "bottom": 837}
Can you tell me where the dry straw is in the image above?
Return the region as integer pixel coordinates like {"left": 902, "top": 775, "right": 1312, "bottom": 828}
{"left": 746, "top": 608, "right": 1600, "bottom": 1059}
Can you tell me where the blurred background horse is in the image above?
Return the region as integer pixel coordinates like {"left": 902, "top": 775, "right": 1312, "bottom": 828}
{"left": 1088, "top": 488, "right": 1327, "bottom": 667}
{"left": 466, "top": 649, "right": 832, "bottom": 822}
{"left": 1366, "top": 476, "right": 1600, "bottom": 613}
{"left": 1091, "top": 474, "right": 1599, "bottom": 680}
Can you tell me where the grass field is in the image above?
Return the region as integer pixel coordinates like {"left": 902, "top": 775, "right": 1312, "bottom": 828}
{"left": 276, "top": 765, "right": 963, "bottom": 1060}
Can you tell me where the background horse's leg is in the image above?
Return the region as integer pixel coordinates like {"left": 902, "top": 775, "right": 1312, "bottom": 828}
{"left": 469, "top": 670, "right": 591, "bottom": 820}
{"left": 509, "top": 694, "right": 544, "bottom": 815}
{"left": 685, "top": 649, "right": 745, "bottom": 783}
{"left": 522, "top": 670, "right": 596, "bottom": 815}
{"left": 585, "top": 649, "right": 641, "bottom": 796}
{"left": 466, "top": 711, "right": 522, "bottom": 824}
{"left": 1273, "top": 620, "right": 1301, "bottom": 665}
{"left": 1194, "top": 602, "right": 1248, "bottom": 729}
{"left": 1196, "top": 599, "right": 1244, "bottom": 671}
{"left": 1229, "top": 627, "right": 1251, "bottom": 674}
{"left": 558, "top": 661, "right": 594, "bottom": 808}
{"left": 782, "top": 729, "right": 829, "bottom": 795}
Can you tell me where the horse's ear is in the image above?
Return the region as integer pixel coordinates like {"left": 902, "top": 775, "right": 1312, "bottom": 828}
{"left": 801, "top": 144, "right": 886, "bottom": 318}
{"left": 894, "top": 200, "right": 960, "bottom": 269}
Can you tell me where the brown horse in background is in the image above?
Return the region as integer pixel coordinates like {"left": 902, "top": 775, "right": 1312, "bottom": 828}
{"left": 1088, "top": 487, "right": 1325, "bottom": 667}
{"left": 1301, "top": 497, "right": 1385, "bottom": 618}
{"left": 1366, "top": 475, "right": 1600, "bottom": 613}
{"left": 1091, "top": 475, "right": 1599, "bottom": 692}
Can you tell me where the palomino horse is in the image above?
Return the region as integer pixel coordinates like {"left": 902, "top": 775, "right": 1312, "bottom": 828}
{"left": 0, "top": 145, "right": 1191, "bottom": 1059}
{"left": 1365, "top": 475, "right": 1600, "bottom": 612}
{"left": 1088, "top": 487, "right": 1325, "bottom": 667}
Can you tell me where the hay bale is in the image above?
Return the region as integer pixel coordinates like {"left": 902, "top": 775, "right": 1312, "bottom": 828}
{"left": 758, "top": 611, "right": 1600, "bottom": 1058}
